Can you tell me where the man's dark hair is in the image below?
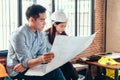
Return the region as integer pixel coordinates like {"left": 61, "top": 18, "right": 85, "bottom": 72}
{"left": 26, "top": 4, "right": 46, "bottom": 20}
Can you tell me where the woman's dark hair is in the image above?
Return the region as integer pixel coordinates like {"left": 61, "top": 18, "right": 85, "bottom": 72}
{"left": 26, "top": 4, "right": 46, "bottom": 20}
{"left": 46, "top": 22, "right": 67, "bottom": 44}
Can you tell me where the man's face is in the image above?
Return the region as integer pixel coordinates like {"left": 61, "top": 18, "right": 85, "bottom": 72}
{"left": 34, "top": 13, "right": 46, "bottom": 31}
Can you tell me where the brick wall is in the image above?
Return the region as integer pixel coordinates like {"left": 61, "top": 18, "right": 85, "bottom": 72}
{"left": 72, "top": 0, "right": 106, "bottom": 77}
{"left": 74, "top": 0, "right": 106, "bottom": 59}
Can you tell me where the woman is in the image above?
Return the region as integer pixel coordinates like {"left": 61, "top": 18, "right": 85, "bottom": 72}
{"left": 45, "top": 11, "right": 80, "bottom": 80}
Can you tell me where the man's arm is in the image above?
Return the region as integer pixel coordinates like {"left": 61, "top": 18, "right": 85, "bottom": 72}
{"left": 13, "top": 52, "right": 54, "bottom": 72}
{"left": 27, "top": 52, "right": 54, "bottom": 68}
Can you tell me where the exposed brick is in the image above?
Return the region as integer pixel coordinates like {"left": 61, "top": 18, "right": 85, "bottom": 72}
{"left": 72, "top": 0, "right": 105, "bottom": 61}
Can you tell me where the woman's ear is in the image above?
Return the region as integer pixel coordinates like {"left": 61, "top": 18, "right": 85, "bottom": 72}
{"left": 53, "top": 23, "right": 56, "bottom": 27}
{"left": 53, "top": 23, "right": 58, "bottom": 27}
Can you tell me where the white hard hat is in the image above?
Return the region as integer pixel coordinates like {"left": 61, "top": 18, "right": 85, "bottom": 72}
{"left": 51, "top": 11, "right": 67, "bottom": 22}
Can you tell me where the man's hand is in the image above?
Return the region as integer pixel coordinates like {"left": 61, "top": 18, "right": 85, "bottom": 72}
{"left": 41, "top": 52, "right": 54, "bottom": 63}
{"left": 13, "top": 63, "right": 26, "bottom": 72}
{"left": 27, "top": 52, "right": 55, "bottom": 68}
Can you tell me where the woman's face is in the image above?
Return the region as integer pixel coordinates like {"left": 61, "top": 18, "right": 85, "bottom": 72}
{"left": 54, "top": 22, "right": 67, "bottom": 34}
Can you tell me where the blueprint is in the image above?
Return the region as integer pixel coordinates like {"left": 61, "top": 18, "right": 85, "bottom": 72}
{"left": 25, "top": 33, "right": 96, "bottom": 76}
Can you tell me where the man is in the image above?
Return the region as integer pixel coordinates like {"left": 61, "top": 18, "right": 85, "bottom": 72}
{"left": 6, "top": 4, "right": 66, "bottom": 80}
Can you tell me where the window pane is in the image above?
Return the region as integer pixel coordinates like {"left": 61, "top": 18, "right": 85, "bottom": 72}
{"left": 22, "top": 0, "right": 35, "bottom": 25}
{"left": 54, "top": 0, "right": 93, "bottom": 36}
{"left": 22, "top": 0, "right": 52, "bottom": 30}
{"left": 77, "top": 0, "right": 92, "bottom": 36}
{"left": 55, "top": 0, "right": 75, "bottom": 36}
{"left": 36, "top": 0, "right": 52, "bottom": 30}
{"left": 0, "top": 0, "right": 93, "bottom": 50}
{"left": 0, "top": 0, "right": 18, "bottom": 50}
